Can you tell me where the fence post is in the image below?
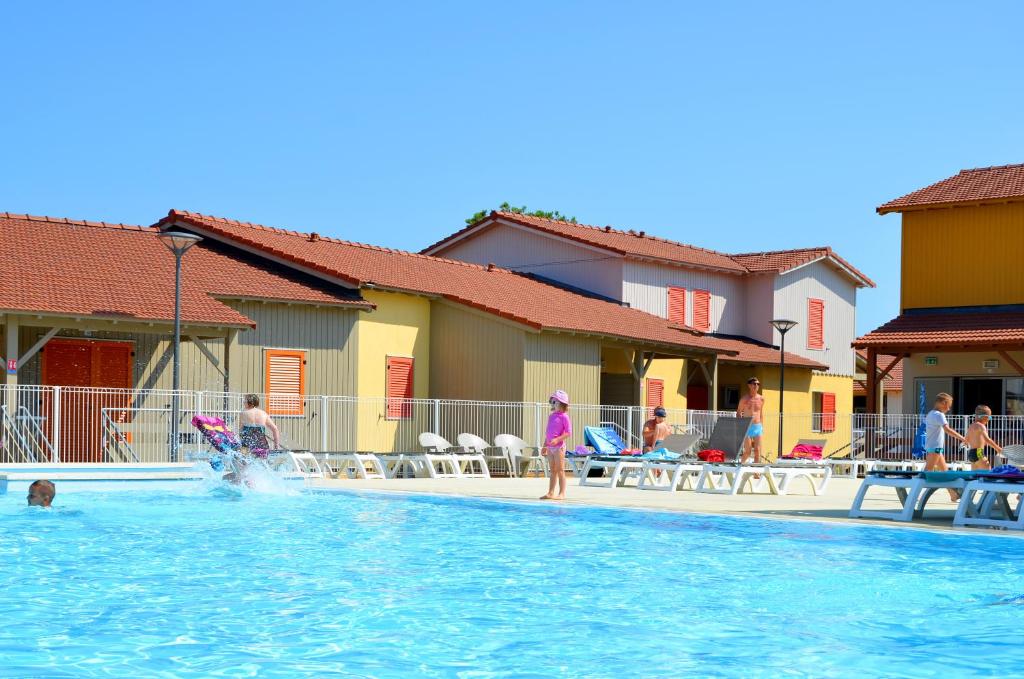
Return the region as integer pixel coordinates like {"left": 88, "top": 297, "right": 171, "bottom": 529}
{"left": 432, "top": 399, "right": 440, "bottom": 435}
{"left": 52, "top": 386, "right": 61, "bottom": 463}
{"left": 196, "top": 391, "right": 204, "bottom": 416}
{"left": 321, "top": 395, "right": 329, "bottom": 451}
{"left": 626, "top": 406, "right": 634, "bottom": 447}
{"left": 535, "top": 403, "right": 542, "bottom": 449}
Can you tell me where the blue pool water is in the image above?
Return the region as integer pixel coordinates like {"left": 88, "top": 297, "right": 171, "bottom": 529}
{"left": 2, "top": 488, "right": 1023, "bottom": 678}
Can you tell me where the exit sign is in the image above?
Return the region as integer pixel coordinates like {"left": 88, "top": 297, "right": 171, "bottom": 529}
{"left": 6, "top": 358, "right": 16, "bottom": 374}
{"left": 924, "top": 356, "right": 938, "bottom": 366}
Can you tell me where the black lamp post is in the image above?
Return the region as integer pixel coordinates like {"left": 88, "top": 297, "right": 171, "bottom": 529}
{"left": 770, "top": 319, "right": 798, "bottom": 459}
{"left": 158, "top": 231, "right": 202, "bottom": 462}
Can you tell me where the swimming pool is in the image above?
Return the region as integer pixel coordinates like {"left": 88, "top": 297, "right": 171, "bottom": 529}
{"left": 3, "top": 488, "right": 1023, "bottom": 678}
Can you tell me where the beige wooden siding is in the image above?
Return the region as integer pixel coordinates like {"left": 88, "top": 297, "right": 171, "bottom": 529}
{"left": 523, "top": 333, "right": 601, "bottom": 403}
{"left": 429, "top": 301, "right": 525, "bottom": 401}
{"left": 225, "top": 301, "right": 359, "bottom": 397}
{"left": 19, "top": 326, "right": 225, "bottom": 391}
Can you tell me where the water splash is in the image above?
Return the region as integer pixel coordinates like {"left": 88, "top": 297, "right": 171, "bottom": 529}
{"left": 198, "top": 453, "right": 302, "bottom": 497}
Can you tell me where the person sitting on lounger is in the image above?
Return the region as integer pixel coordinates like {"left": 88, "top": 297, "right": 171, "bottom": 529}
{"left": 27, "top": 479, "right": 55, "bottom": 508}
{"left": 925, "top": 393, "right": 968, "bottom": 499}
{"left": 238, "top": 394, "right": 281, "bottom": 457}
{"left": 642, "top": 407, "right": 670, "bottom": 452}
{"left": 965, "top": 405, "right": 1002, "bottom": 471}
{"left": 738, "top": 377, "right": 764, "bottom": 464}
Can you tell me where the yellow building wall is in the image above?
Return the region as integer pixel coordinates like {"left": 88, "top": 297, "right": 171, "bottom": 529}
{"left": 901, "top": 203, "right": 1024, "bottom": 310}
{"left": 355, "top": 290, "right": 431, "bottom": 451}
{"left": 644, "top": 358, "right": 688, "bottom": 411}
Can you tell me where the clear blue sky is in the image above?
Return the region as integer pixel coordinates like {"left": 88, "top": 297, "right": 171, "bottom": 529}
{"left": 3, "top": 1, "right": 1022, "bottom": 336}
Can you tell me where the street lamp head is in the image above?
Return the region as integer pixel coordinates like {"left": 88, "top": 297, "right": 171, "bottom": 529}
{"left": 158, "top": 231, "right": 203, "bottom": 256}
{"left": 770, "top": 319, "right": 798, "bottom": 334}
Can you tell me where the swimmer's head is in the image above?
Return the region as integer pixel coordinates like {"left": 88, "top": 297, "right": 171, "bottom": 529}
{"left": 27, "top": 480, "right": 55, "bottom": 508}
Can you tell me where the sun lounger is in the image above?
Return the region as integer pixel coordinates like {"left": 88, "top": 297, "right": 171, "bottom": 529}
{"left": 849, "top": 469, "right": 977, "bottom": 522}
{"left": 315, "top": 452, "right": 387, "bottom": 479}
{"left": 577, "top": 426, "right": 646, "bottom": 488}
{"left": 636, "top": 433, "right": 705, "bottom": 492}
{"left": 420, "top": 432, "right": 488, "bottom": 478}
{"left": 456, "top": 433, "right": 501, "bottom": 477}
{"left": 954, "top": 474, "right": 1024, "bottom": 530}
{"left": 494, "top": 434, "right": 547, "bottom": 477}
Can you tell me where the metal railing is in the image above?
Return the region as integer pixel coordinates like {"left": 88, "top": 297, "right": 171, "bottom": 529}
{"left": 2, "top": 384, "right": 1022, "bottom": 465}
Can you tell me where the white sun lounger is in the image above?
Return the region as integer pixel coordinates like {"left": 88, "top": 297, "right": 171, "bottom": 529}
{"left": 494, "top": 434, "right": 547, "bottom": 477}
{"left": 636, "top": 433, "right": 706, "bottom": 492}
{"left": 455, "top": 433, "right": 499, "bottom": 478}
{"left": 315, "top": 452, "right": 387, "bottom": 480}
{"left": 419, "top": 432, "right": 488, "bottom": 478}
{"left": 849, "top": 471, "right": 970, "bottom": 522}
{"left": 953, "top": 478, "right": 1024, "bottom": 530}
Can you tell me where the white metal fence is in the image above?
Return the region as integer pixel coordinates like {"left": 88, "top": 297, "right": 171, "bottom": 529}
{"left": 3, "top": 385, "right": 1023, "bottom": 466}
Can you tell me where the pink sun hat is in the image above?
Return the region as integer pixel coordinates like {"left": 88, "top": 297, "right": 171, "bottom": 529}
{"left": 549, "top": 390, "right": 570, "bottom": 405}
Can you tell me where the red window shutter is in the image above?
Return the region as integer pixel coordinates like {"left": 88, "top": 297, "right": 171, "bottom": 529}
{"left": 667, "top": 287, "right": 686, "bottom": 324}
{"left": 807, "top": 299, "right": 824, "bottom": 350}
{"left": 693, "top": 290, "right": 711, "bottom": 331}
{"left": 386, "top": 356, "right": 414, "bottom": 420}
{"left": 646, "top": 378, "right": 664, "bottom": 415}
{"left": 265, "top": 350, "right": 306, "bottom": 415}
{"left": 821, "top": 392, "right": 836, "bottom": 433}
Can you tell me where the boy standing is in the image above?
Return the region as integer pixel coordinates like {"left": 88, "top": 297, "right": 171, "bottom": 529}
{"left": 925, "top": 393, "right": 968, "bottom": 499}
{"left": 964, "top": 405, "right": 1002, "bottom": 471}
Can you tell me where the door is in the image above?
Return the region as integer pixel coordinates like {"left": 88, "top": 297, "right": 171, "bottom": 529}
{"left": 960, "top": 378, "right": 1004, "bottom": 416}
{"left": 687, "top": 385, "right": 709, "bottom": 411}
{"left": 42, "top": 339, "right": 133, "bottom": 462}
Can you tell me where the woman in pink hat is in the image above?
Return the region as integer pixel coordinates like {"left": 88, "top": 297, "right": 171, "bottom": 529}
{"left": 541, "top": 390, "right": 572, "bottom": 500}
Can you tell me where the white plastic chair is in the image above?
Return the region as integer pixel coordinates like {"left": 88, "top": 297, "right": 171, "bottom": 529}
{"left": 457, "top": 433, "right": 504, "bottom": 477}
{"left": 419, "top": 432, "right": 488, "bottom": 478}
{"left": 494, "top": 434, "right": 547, "bottom": 478}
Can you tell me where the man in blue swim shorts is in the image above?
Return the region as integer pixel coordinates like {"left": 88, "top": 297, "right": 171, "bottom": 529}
{"left": 738, "top": 377, "right": 765, "bottom": 464}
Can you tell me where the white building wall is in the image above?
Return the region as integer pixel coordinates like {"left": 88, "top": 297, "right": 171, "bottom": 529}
{"left": 744, "top": 274, "right": 776, "bottom": 344}
{"left": 773, "top": 260, "right": 857, "bottom": 375}
{"left": 435, "top": 223, "right": 624, "bottom": 302}
{"left": 621, "top": 261, "right": 747, "bottom": 334}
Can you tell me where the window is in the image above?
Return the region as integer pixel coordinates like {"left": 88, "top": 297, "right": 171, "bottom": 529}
{"left": 812, "top": 391, "right": 836, "bottom": 433}
{"left": 807, "top": 298, "right": 824, "bottom": 350}
{"left": 693, "top": 290, "right": 711, "bottom": 331}
{"left": 667, "top": 286, "right": 686, "bottom": 324}
{"left": 386, "top": 356, "right": 414, "bottom": 419}
{"left": 265, "top": 349, "right": 306, "bottom": 415}
{"left": 646, "top": 378, "right": 664, "bottom": 415}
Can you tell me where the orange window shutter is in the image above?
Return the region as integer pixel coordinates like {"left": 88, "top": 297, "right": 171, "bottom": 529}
{"left": 646, "top": 378, "right": 664, "bottom": 413}
{"left": 821, "top": 392, "right": 836, "bottom": 433}
{"left": 265, "top": 350, "right": 306, "bottom": 415}
{"left": 693, "top": 290, "right": 711, "bottom": 331}
{"left": 808, "top": 299, "right": 824, "bottom": 350}
{"left": 667, "top": 287, "right": 686, "bottom": 324}
{"left": 386, "top": 357, "right": 414, "bottom": 419}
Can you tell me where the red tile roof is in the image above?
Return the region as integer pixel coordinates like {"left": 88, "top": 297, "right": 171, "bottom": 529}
{"left": 161, "top": 210, "right": 773, "bottom": 358}
{"left": 694, "top": 333, "right": 828, "bottom": 370}
{"left": 854, "top": 350, "right": 903, "bottom": 394}
{"left": 424, "top": 212, "right": 872, "bottom": 286}
{"left": 0, "top": 213, "right": 369, "bottom": 327}
{"left": 877, "top": 164, "right": 1024, "bottom": 214}
{"left": 424, "top": 211, "right": 748, "bottom": 273}
{"left": 854, "top": 311, "right": 1024, "bottom": 349}
{"left": 731, "top": 247, "right": 875, "bottom": 287}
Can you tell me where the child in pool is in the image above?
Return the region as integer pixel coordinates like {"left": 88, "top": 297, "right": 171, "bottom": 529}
{"left": 540, "top": 390, "right": 572, "bottom": 501}
{"left": 27, "top": 479, "right": 55, "bottom": 507}
{"left": 964, "top": 405, "right": 1002, "bottom": 471}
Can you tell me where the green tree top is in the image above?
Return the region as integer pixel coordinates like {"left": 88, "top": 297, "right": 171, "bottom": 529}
{"left": 465, "top": 202, "right": 577, "bottom": 225}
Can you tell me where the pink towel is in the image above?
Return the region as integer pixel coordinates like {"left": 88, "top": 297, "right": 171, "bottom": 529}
{"left": 787, "top": 444, "right": 823, "bottom": 460}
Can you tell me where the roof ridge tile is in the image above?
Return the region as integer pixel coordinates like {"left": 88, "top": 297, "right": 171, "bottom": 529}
{"left": 1, "top": 211, "right": 150, "bottom": 231}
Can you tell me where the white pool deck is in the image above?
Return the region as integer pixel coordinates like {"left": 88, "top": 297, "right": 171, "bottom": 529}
{"left": 311, "top": 475, "right": 1022, "bottom": 534}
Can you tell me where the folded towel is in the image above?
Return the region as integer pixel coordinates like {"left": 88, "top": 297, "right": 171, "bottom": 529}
{"left": 698, "top": 450, "right": 726, "bottom": 463}
{"left": 789, "top": 444, "right": 823, "bottom": 460}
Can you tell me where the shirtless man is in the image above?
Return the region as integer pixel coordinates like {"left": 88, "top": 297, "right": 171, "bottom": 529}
{"left": 642, "top": 407, "right": 670, "bottom": 452}
{"left": 737, "top": 377, "right": 764, "bottom": 464}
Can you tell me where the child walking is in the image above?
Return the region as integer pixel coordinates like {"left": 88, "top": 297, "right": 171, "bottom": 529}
{"left": 965, "top": 405, "right": 1003, "bottom": 470}
{"left": 541, "top": 390, "right": 572, "bottom": 501}
{"left": 924, "top": 392, "right": 968, "bottom": 499}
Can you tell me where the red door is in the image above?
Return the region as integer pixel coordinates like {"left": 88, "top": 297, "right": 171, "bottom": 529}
{"left": 687, "top": 385, "right": 709, "bottom": 411}
{"left": 42, "top": 339, "right": 133, "bottom": 462}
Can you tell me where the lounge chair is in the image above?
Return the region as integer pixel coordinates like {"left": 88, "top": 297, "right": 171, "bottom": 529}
{"left": 849, "top": 469, "right": 978, "bottom": 522}
{"left": 374, "top": 434, "right": 461, "bottom": 479}
{"left": 456, "top": 433, "right": 503, "bottom": 477}
{"left": 577, "top": 426, "right": 647, "bottom": 488}
{"left": 315, "top": 451, "right": 387, "bottom": 479}
{"left": 694, "top": 419, "right": 832, "bottom": 496}
{"left": 636, "top": 433, "right": 706, "bottom": 492}
{"left": 954, "top": 473, "right": 1024, "bottom": 530}
{"left": 420, "top": 432, "right": 489, "bottom": 478}
{"left": 494, "top": 434, "right": 547, "bottom": 478}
